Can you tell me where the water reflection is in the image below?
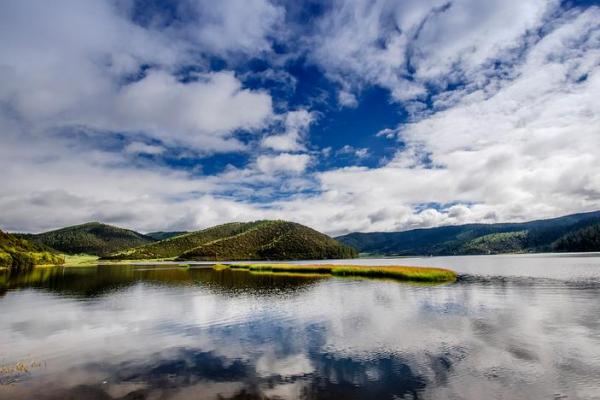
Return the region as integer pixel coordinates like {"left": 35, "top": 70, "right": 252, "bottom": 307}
{"left": 0, "top": 265, "right": 325, "bottom": 297}
{"left": 1, "top": 256, "right": 600, "bottom": 399}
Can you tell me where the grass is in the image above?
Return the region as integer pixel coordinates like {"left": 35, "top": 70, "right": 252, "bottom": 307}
{"left": 213, "top": 263, "right": 230, "bottom": 271}
{"left": 63, "top": 254, "right": 100, "bottom": 266}
{"left": 62, "top": 253, "right": 182, "bottom": 267}
{"left": 220, "top": 263, "right": 457, "bottom": 283}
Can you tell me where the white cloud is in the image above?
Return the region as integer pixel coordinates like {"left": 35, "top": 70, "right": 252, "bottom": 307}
{"left": 268, "top": 6, "right": 600, "bottom": 235}
{"left": 1, "top": 0, "right": 600, "bottom": 237}
{"left": 0, "top": 0, "right": 275, "bottom": 154}
{"left": 181, "top": 0, "right": 285, "bottom": 55}
{"left": 111, "top": 70, "right": 273, "bottom": 151}
{"left": 337, "top": 145, "right": 370, "bottom": 159}
{"left": 355, "top": 148, "right": 369, "bottom": 158}
{"left": 338, "top": 90, "right": 358, "bottom": 108}
{"left": 261, "top": 109, "right": 315, "bottom": 152}
{"left": 256, "top": 153, "right": 311, "bottom": 175}
{"left": 309, "top": 0, "right": 557, "bottom": 102}
{"left": 376, "top": 128, "right": 398, "bottom": 139}
{"left": 124, "top": 142, "right": 165, "bottom": 155}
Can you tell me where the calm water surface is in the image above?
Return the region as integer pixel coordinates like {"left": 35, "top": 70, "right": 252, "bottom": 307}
{"left": 1, "top": 254, "right": 600, "bottom": 399}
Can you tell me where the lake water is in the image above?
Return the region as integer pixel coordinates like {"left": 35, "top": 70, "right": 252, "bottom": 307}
{"left": 1, "top": 254, "right": 600, "bottom": 399}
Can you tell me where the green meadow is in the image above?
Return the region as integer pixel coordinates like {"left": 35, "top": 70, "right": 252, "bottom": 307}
{"left": 215, "top": 263, "right": 457, "bottom": 283}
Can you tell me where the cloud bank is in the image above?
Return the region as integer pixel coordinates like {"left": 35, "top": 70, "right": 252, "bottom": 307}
{"left": 1, "top": 0, "right": 599, "bottom": 235}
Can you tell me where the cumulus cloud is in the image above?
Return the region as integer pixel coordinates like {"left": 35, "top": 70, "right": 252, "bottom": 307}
{"left": 261, "top": 109, "right": 315, "bottom": 152}
{"left": 309, "top": 0, "right": 557, "bottom": 102}
{"left": 337, "top": 145, "right": 370, "bottom": 159}
{"left": 1, "top": 0, "right": 599, "bottom": 236}
{"left": 177, "top": 0, "right": 285, "bottom": 55}
{"left": 0, "top": 0, "right": 274, "bottom": 153}
{"left": 256, "top": 153, "right": 312, "bottom": 175}
{"left": 112, "top": 70, "right": 272, "bottom": 151}
{"left": 271, "top": 5, "right": 600, "bottom": 235}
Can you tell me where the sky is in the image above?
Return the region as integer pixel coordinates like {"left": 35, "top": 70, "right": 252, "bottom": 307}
{"left": 1, "top": 0, "right": 600, "bottom": 235}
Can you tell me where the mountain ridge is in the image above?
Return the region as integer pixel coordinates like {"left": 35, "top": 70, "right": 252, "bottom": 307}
{"left": 19, "top": 222, "right": 155, "bottom": 256}
{"left": 177, "top": 220, "right": 357, "bottom": 261}
{"left": 336, "top": 210, "right": 600, "bottom": 255}
{"left": 107, "top": 220, "right": 357, "bottom": 261}
{"left": 145, "top": 231, "right": 188, "bottom": 241}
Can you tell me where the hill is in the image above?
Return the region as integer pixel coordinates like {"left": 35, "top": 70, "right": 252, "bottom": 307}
{"left": 177, "top": 221, "right": 358, "bottom": 261}
{"left": 106, "top": 220, "right": 357, "bottom": 261}
{"left": 146, "top": 231, "right": 188, "bottom": 241}
{"left": 20, "top": 222, "right": 155, "bottom": 256}
{"left": 552, "top": 223, "right": 600, "bottom": 252}
{"left": 336, "top": 211, "right": 600, "bottom": 256}
{"left": 0, "top": 229, "right": 64, "bottom": 272}
{"left": 106, "top": 222, "right": 263, "bottom": 259}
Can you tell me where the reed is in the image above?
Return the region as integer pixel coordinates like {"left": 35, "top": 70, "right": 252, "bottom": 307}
{"left": 225, "top": 263, "right": 456, "bottom": 283}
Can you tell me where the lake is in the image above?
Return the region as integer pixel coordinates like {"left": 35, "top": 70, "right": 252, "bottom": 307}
{"left": 1, "top": 253, "right": 600, "bottom": 399}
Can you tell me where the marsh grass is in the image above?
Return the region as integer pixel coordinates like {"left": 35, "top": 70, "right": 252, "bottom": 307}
{"left": 225, "top": 263, "right": 456, "bottom": 283}
{"left": 0, "top": 360, "right": 44, "bottom": 385}
{"left": 62, "top": 254, "right": 181, "bottom": 267}
{"left": 63, "top": 254, "right": 100, "bottom": 267}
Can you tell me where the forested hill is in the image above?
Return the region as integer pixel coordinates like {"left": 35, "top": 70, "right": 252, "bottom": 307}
{"left": 106, "top": 220, "right": 357, "bottom": 261}
{"left": 177, "top": 220, "right": 357, "bottom": 261}
{"left": 19, "top": 222, "right": 155, "bottom": 256}
{"left": 146, "top": 231, "right": 188, "bottom": 241}
{"left": 552, "top": 223, "right": 600, "bottom": 252}
{"left": 1, "top": 229, "right": 64, "bottom": 271}
{"left": 336, "top": 211, "right": 600, "bottom": 256}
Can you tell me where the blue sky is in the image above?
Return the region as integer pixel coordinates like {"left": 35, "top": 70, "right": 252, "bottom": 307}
{"left": 1, "top": 0, "right": 600, "bottom": 234}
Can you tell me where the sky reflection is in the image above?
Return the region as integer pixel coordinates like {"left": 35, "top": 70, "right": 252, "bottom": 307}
{"left": 1, "top": 259, "right": 600, "bottom": 399}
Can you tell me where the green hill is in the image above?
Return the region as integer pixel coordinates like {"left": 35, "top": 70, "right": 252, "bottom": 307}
{"left": 0, "top": 229, "right": 64, "bottom": 272}
{"left": 146, "top": 231, "right": 188, "bottom": 241}
{"left": 106, "top": 220, "right": 357, "bottom": 261}
{"left": 177, "top": 221, "right": 358, "bottom": 261}
{"left": 20, "top": 222, "right": 155, "bottom": 256}
{"left": 552, "top": 223, "right": 600, "bottom": 252}
{"left": 458, "top": 231, "right": 528, "bottom": 255}
{"left": 337, "top": 211, "right": 600, "bottom": 256}
{"left": 106, "top": 222, "right": 262, "bottom": 259}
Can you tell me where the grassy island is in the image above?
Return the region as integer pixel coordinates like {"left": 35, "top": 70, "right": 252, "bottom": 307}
{"left": 214, "top": 263, "right": 457, "bottom": 283}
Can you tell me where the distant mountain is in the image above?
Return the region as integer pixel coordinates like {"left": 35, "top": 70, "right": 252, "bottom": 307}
{"left": 552, "top": 223, "right": 600, "bottom": 252}
{"left": 336, "top": 211, "right": 600, "bottom": 256}
{"left": 20, "top": 222, "right": 155, "bottom": 256}
{"left": 146, "top": 231, "right": 188, "bottom": 241}
{"left": 106, "top": 220, "right": 357, "bottom": 261}
{"left": 1, "top": 229, "right": 64, "bottom": 271}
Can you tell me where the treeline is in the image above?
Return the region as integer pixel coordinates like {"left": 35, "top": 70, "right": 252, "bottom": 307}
{"left": 552, "top": 224, "right": 600, "bottom": 252}
{"left": 106, "top": 222, "right": 261, "bottom": 260}
{"left": 177, "top": 221, "right": 357, "bottom": 261}
{"left": 20, "top": 222, "right": 155, "bottom": 256}
{"left": 337, "top": 210, "right": 600, "bottom": 256}
{"left": 107, "top": 220, "right": 357, "bottom": 261}
{"left": 0, "top": 229, "right": 64, "bottom": 272}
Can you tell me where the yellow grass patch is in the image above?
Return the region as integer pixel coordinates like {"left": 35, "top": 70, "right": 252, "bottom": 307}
{"left": 222, "top": 263, "right": 456, "bottom": 283}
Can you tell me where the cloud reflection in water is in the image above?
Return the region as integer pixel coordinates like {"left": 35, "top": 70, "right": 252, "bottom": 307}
{"left": 0, "top": 263, "right": 599, "bottom": 399}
